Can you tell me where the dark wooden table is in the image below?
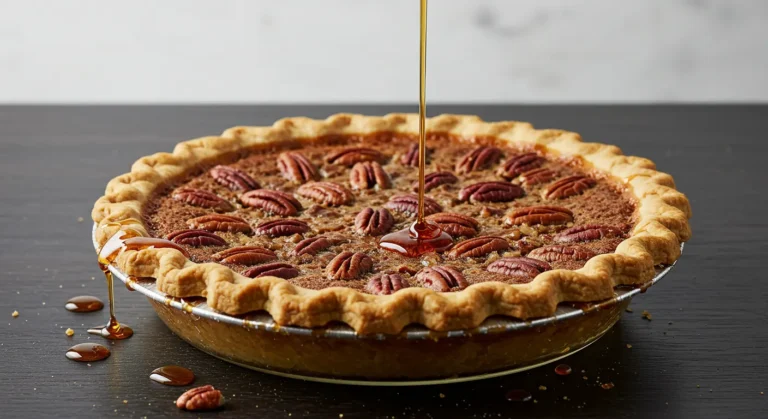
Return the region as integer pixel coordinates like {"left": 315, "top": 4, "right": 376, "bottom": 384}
{"left": 0, "top": 105, "right": 765, "bottom": 418}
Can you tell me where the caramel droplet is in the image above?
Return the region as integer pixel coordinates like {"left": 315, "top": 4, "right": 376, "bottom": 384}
{"left": 150, "top": 365, "right": 196, "bottom": 386}
{"left": 65, "top": 343, "right": 110, "bottom": 362}
{"left": 65, "top": 296, "right": 104, "bottom": 313}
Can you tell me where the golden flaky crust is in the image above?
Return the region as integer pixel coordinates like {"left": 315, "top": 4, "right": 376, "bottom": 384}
{"left": 92, "top": 114, "right": 691, "bottom": 334}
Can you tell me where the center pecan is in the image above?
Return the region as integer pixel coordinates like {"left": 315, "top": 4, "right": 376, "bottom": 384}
{"left": 366, "top": 273, "right": 409, "bottom": 295}
{"left": 455, "top": 146, "right": 502, "bottom": 174}
{"left": 326, "top": 251, "right": 373, "bottom": 280}
{"left": 527, "top": 245, "right": 597, "bottom": 262}
{"left": 277, "top": 151, "right": 319, "bottom": 183}
{"left": 486, "top": 257, "right": 552, "bottom": 282}
{"left": 505, "top": 206, "right": 574, "bottom": 226}
{"left": 384, "top": 194, "right": 442, "bottom": 217}
{"left": 553, "top": 224, "right": 626, "bottom": 243}
{"left": 544, "top": 175, "right": 596, "bottom": 199}
{"left": 401, "top": 143, "right": 430, "bottom": 167}
{"left": 325, "top": 147, "right": 387, "bottom": 167}
{"left": 291, "top": 236, "right": 334, "bottom": 256}
{"left": 413, "top": 171, "right": 458, "bottom": 193}
{"left": 209, "top": 165, "right": 260, "bottom": 191}
{"left": 349, "top": 161, "right": 392, "bottom": 190}
{"left": 243, "top": 262, "right": 300, "bottom": 279}
{"left": 173, "top": 188, "right": 234, "bottom": 212}
{"left": 167, "top": 229, "right": 227, "bottom": 247}
{"left": 297, "top": 181, "right": 353, "bottom": 206}
{"left": 186, "top": 214, "right": 252, "bottom": 234}
{"left": 240, "top": 189, "right": 302, "bottom": 216}
{"left": 425, "top": 212, "right": 479, "bottom": 238}
{"left": 496, "top": 153, "right": 545, "bottom": 180}
{"left": 445, "top": 236, "right": 509, "bottom": 259}
{"left": 518, "top": 167, "right": 556, "bottom": 186}
{"left": 355, "top": 207, "right": 395, "bottom": 236}
{"left": 254, "top": 219, "right": 310, "bottom": 237}
{"left": 458, "top": 181, "right": 525, "bottom": 203}
{"left": 414, "top": 265, "right": 467, "bottom": 292}
{"left": 212, "top": 246, "right": 277, "bottom": 265}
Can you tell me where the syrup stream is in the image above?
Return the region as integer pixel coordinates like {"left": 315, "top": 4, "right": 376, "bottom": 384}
{"left": 416, "top": 0, "right": 428, "bottom": 224}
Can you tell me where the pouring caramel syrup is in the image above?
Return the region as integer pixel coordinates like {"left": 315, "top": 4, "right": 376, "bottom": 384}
{"left": 379, "top": 0, "right": 452, "bottom": 257}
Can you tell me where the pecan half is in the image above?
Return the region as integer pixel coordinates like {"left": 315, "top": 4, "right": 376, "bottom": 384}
{"left": 458, "top": 181, "right": 525, "bottom": 203}
{"left": 445, "top": 236, "right": 509, "bottom": 259}
{"left": 486, "top": 257, "right": 552, "bottom": 282}
{"left": 243, "top": 262, "right": 300, "bottom": 279}
{"left": 186, "top": 214, "right": 252, "bottom": 234}
{"left": 366, "top": 273, "right": 409, "bottom": 295}
{"left": 167, "top": 229, "right": 227, "bottom": 247}
{"left": 175, "top": 385, "right": 225, "bottom": 411}
{"left": 413, "top": 171, "right": 458, "bottom": 192}
{"left": 455, "top": 146, "right": 502, "bottom": 174}
{"left": 254, "top": 219, "right": 310, "bottom": 237}
{"left": 544, "top": 175, "right": 596, "bottom": 199}
{"left": 173, "top": 188, "right": 234, "bottom": 212}
{"left": 527, "top": 245, "right": 597, "bottom": 262}
{"left": 496, "top": 153, "right": 545, "bottom": 180}
{"left": 240, "top": 189, "right": 302, "bottom": 216}
{"left": 515, "top": 236, "right": 545, "bottom": 255}
{"left": 212, "top": 246, "right": 277, "bottom": 265}
{"left": 292, "top": 236, "right": 333, "bottom": 256}
{"left": 505, "top": 206, "right": 574, "bottom": 226}
{"left": 414, "top": 266, "right": 467, "bottom": 292}
{"left": 210, "top": 165, "right": 260, "bottom": 191}
{"left": 355, "top": 207, "right": 395, "bottom": 236}
{"left": 296, "top": 182, "right": 353, "bottom": 206}
{"left": 425, "top": 212, "right": 479, "bottom": 238}
{"left": 384, "top": 194, "right": 442, "bottom": 217}
{"left": 401, "top": 143, "right": 430, "bottom": 166}
{"left": 326, "top": 251, "right": 373, "bottom": 280}
{"left": 349, "top": 161, "right": 392, "bottom": 190}
{"left": 554, "top": 224, "right": 625, "bottom": 243}
{"left": 325, "top": 147, "right": 387, "bottom": 167}
{"left": 518, "top": 167, "right": 556, "bottom": 186}
{"left": 277, "top": 151, "right": 319, "bottom": 183}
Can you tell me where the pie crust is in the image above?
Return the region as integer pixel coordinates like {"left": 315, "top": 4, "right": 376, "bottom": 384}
{"left": 92, "top": 113, "right": 691, "bottom": 334}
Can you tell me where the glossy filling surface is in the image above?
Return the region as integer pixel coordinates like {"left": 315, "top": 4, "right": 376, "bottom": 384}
{"left": 144, "top": 133, "right": 636, "bottom": 295}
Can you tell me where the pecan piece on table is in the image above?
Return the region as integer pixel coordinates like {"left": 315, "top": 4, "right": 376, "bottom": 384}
{"left": 212, "top": 246, "right": 277, "bottom": 265}
{"left": 384, "top": 194, "right": 442, "bottom": 217}
{"left": 425, "top": 212, "right": 479, "bottom": 238}
{"left": 366, "top": 273, "right": 409, "bottom": 295}
{"left": 445, "top": 236, "right": 509, "bottom": 259}
{"left": 413, "top": 171, "right": 458, "bottom": 192}
{"left": 175, "top": 385, "right": 225, "bottom": 411}
{"left": 458, "top": 181, "right": 525, "bottom": 203}
{"left": 554, "top": 224, "right": 625, "bottom": 243}
{"left": 325, "top": 147, "right": 387, "bottom": 167}
{"left": 518, "top": 167, "right": 556, "bottom": 186}
{"left": 243, "top": 262, "right": 300, "bottom": 279}
{"left": 414, "top": 266, "right": 468, "bottom": 292}
{"left": 326, "top": 251, "right": 373, "bottom": 280}
{"left": 292, "top": 236, "right": 334, "bottom": 256}
{"left": 296, "top": 181, "right": 353, "bottom": 206}
{"left": 496, "top": 153, "right": 545, "bottom": 180}
{"left": 527, "top": 245, "right": 597, "bottom": 262}
{"left": 455, "top": 146, "right": 502, "bottom": 174}
{"left": 355, "top": 207, "right": 395, "bottom": 236}
{"left": 277, "top": 151, "right": 319, "bottom": 183}
{"left": 240, "top": 189, "right": 302, "bottom": 216}
{"left": 349, "top": 161, "right": 392, "bottom": 190}
{"left": 167, "top": 229, "right": 227, "bottom": 247}
{"left": 505, "top": 206, "right": 574, "bottom": 226}
{"left": 254, "top": 219, "right": 310, "bottom": 237}
{"left": 173, "top": 188, "right": 234, "bottom": 212}
{"left": 401, "top": 143, "right": 430, "bottom": 167}
{"left": 186, "top": 214, "right": 252, "bottom": 234}
{"left": 209, "top": 165, "right": 260, "bottom": 191}
{"left": 543, "top": 175, "right": 596, "bottom": 199}
{"left": 486, "top": 257, "right": 552, "bottom": 282}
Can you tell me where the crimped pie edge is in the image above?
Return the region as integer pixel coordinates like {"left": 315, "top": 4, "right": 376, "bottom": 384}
{"left": 91, "top": 113, "right": 691, "bottom": 334}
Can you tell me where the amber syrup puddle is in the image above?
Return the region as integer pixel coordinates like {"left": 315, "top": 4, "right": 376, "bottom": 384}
{"left": 65, "top": 343, "right": 111, "bottom": 362}
{"left": 379, "top": 0, "right": 452, "bottom": 258}
{"left": 90, "top": 220, "right": 189, "bottom": 340}
{"left": 554, "top": 363, "right": 572, "bottom": 376}
{"left": 65, "top": 295, "right": 104, "bottom": 313}
{"left": 149, "top": 365, "right": 196, "bottom": 386}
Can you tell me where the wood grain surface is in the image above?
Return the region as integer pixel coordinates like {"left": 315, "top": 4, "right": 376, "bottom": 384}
{"left": 0, "top": 106, "right": 765, "bottom": 418}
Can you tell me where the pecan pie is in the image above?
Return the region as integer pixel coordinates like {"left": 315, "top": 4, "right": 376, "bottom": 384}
{"left": 92, "top": 114, "right": 691, "bottom": 334}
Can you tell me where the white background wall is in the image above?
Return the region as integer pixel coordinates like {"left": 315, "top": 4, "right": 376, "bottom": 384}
{"left": 1, "top": 0, "right": 766, "bottom": 103}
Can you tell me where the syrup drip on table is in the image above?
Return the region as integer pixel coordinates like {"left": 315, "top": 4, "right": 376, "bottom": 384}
{"left": 65, "top": 343, "right": 111, "bottom": 362}
{"left": 149, "top": 365, "right": 196, "bottom": 386}
{"left": 65, "top": 295, "right": 104, "bottom": 313}
{"left": 91, "top": 221, "right": 189, "bottom": 340}
{"left": 379, "top": 0, "right": 452, "bottom": 257}
{"left": 554, "top": 363, "right": 572, "bottom": 376}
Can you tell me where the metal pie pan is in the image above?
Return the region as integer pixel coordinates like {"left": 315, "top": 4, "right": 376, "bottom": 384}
{"left": 93, "top": 224, "right": 681, "bottom": 385}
